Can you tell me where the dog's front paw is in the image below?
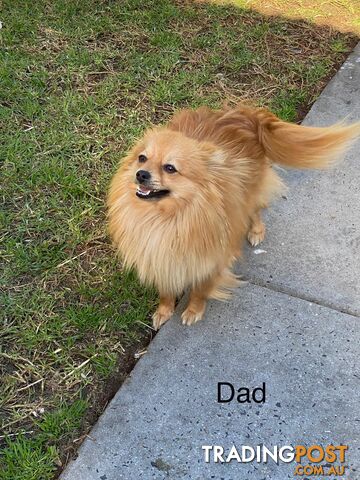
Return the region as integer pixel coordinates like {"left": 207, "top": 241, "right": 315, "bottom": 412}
{"left": 181, "top": 306, "right": 205, "bottom": 326}
{"left": 152, "top": 306, "right": 173, "bottom": 330}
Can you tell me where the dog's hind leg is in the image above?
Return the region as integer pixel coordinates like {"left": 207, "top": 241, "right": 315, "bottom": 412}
{"left": 247, "top": 209, "right": 266, "bottom": 247}
{"left": 247, "top": 166, "right": 284, "bottom": 247}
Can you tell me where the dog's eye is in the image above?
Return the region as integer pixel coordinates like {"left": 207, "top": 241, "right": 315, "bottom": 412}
{"left": 138, "top": 154, "right": 147, "bottom": 163}
{"left": 163, "top": 164, "right": 177, "bottom": 174}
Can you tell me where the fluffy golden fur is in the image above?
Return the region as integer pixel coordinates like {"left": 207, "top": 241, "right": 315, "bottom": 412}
{"left": 107, "top": 105, "right": 359, "bottom": 329}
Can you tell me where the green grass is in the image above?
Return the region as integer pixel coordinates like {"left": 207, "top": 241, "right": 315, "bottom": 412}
{"left": 1, "top": 437, "right": 58, "bottom": 480}
{"left": 0, "top": 400, "right": 87, "bottom": 480}
{"left": 0, "top": 0, "right": 357, "bottom": 478}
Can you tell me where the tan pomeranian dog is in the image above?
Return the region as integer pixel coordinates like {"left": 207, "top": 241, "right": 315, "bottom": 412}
{"left": 107, "top": 105, "right": 359, "bottom": 329}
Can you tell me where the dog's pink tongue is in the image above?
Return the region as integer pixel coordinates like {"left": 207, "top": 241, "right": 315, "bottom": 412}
{"left": 139, "top": 185, "right": 151, "bottom": 192}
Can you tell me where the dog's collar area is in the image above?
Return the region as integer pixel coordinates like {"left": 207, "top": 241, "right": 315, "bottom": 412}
{"left": 136, "top": 186, "right": 170, "bottom": 200}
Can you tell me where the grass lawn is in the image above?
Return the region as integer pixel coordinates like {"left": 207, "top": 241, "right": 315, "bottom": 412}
{"left": 0, "top": 0, "right": 358, "bottom": 478}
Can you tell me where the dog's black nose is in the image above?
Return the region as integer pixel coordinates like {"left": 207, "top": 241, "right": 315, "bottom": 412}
{"left": 136, "top": 170, "right": 151, "bottom": 184}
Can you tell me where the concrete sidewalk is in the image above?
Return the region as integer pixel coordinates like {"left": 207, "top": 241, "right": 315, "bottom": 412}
{"left": 61, "top": 44, "right": 360, "bottom": 480}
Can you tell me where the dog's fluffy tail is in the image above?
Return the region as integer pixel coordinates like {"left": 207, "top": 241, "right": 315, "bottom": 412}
{"left": 259, "top": 113, "right": 360, "bottom": 169}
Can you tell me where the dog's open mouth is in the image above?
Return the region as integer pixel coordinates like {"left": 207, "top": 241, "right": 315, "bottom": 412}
{"left": 136, "top": 185, "right": 170, "bottom": 200}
